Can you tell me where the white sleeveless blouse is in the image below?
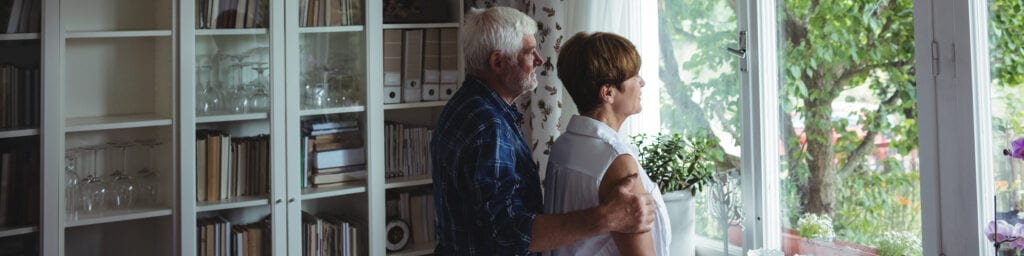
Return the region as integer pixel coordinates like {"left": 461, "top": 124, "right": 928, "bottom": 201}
{"left": 543, "top": 115, "right": 671, "bottom": 256}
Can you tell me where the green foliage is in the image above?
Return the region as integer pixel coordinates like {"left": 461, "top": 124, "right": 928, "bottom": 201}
{"left": 833, "top": 170, "right": 921, "bottom": 247}
{"left": 632, "top": 133, "right": 718, "bottom": 195}
{"left": 990, "top": 0, "right": 1024, "bottom": 86}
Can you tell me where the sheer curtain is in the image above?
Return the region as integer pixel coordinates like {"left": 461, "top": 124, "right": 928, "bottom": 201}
{"left": 562, "top": 0, "right": 662, "bottom": 139}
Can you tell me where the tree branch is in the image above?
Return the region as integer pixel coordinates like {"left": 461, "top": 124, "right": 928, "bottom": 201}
{"left": 867, "top": 0, "right": 898, "bottom": 47}
{"left": 837, "top": 86, "right": 901, "bottom": 174}
{"left": 804, "top": 0, "right": 820, "bottom": 26}
{"left": 783, "top": 3, "right": 809, "bottom": 47}
{"left": 658, "top": 15, "right": 740, "bottom": 172}
{"left": 836, "top": 60, "right": 909, "bottom": 86}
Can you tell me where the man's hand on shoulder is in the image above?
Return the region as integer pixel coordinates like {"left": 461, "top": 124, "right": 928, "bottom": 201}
{"left": 599, "top": 174, "right": 655, "bottom": 233}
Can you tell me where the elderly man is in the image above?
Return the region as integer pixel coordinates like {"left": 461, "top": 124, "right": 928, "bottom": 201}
{"left": 430, "top": 7, "right": 656, "bottom": 255}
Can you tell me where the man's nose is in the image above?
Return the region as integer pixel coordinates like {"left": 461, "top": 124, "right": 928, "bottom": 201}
{"left": 533, "top": 52, "right": 542, "bottom": 67}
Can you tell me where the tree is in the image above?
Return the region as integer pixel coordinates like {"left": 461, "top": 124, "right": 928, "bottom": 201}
{"left": 662, "top": 0, "right": 1024, "bottom": 218}
{"left": 659, "top": 0, "right": 917, "bottom": 217}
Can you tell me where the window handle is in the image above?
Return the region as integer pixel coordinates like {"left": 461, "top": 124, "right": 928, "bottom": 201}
{"left": 727, "top": 31, "right": 747, "bottom": 72}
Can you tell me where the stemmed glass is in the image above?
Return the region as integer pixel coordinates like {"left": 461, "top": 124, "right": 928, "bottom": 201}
{"left": 248, "top": 63, "right": 271, "bottom": 112}
{"left": 81, "top": 146, "right": 107, "bottom": 214}
{"left": 196, "top": 54, "right": 221, "bottom": 115}
{"left": 134, "top": 140, "right": 160, "bottom": 208}
{"left": 108, "top": 142, "right": 135, "bottom": 209}
{"left": 222, "top": 54, "right": 251, "bottom": 113}
{"left": 65, "top": 148, "right": 80, "bottom": 220}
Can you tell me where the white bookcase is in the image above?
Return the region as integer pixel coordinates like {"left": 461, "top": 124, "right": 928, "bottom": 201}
{"left": 44, "top": 0, "right": 179, "bottom": 255}
{"left": 35, "top": 0, "right": 465, "bottom": 255}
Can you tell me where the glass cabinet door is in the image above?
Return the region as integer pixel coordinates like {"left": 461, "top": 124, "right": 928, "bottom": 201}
{"left": 287, "top": 0, "right": 370, "bottom": 255}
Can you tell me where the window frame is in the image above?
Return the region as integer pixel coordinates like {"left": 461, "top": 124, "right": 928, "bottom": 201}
{"left": 730, "top": 0, "right": 990, "bottom": 254}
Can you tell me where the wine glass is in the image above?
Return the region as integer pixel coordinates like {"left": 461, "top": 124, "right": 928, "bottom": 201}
{"left": 108, "top": 142, "right": 135, "bottom": 209}
{"left": 81, "top": 146, "right": 107, "bottom": 213}
{"left": 196, "top": 55, "right": 221, "bottom": 115}
{"left": 65, "top": 148, "right": 80, "bottom": 220}
{"left": 248, "top": 63, "right": 271, "bottom": 112}
{"left": 134, "top": 140, "right": 160, "bottom": 207}
{"left": 222, "top": 54, "right": 250, "bottom": 113}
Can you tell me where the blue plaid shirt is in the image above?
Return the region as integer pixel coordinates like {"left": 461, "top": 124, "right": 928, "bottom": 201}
{"left": 431, "top": 76, "right": 542, "bottom": 256}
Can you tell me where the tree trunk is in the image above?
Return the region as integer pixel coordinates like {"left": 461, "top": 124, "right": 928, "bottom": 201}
{"left": 801, "top": 93, "right": 837, "bottom": 216}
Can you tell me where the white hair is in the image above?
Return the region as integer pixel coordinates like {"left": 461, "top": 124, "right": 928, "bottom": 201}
{"left": 460, "top": 7, "right": 537, "bottom": 76}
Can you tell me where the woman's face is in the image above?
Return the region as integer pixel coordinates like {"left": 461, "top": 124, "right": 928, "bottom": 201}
{"left": 611, "top": 75, "right": 645, "bottom": 116}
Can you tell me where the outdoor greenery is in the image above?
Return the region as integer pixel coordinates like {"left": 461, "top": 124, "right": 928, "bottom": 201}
{"left": 657, "top": 0, "right": 922, "bottom": 249}
{"left": 658, "top": 0, "right": 1024, "bottom": 251}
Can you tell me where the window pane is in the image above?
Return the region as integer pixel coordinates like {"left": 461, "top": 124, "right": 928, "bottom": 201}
{"left": 656, "top": 1, "right": 744, "bottom": 255}
{"left": 776, "top": 0, "right": 921, "bottom": 255}
{"left": 988, "top": 0, "right": 1024, "bottom": 238}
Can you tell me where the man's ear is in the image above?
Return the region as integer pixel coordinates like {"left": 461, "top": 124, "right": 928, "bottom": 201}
{"left": 488, "top": 51, "right": 505, "bottom": 75}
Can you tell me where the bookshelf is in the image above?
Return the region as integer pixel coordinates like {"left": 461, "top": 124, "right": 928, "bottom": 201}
{"left": 181, "top": 0, "right": 284, "bottom": 255}
{"left": 24, "top": 0, "right": 466, "bottom": 254}
{"left": 1, "top": 0, "right": 41, "bottom": 255}
{"left": 0, "top": 226, "right": 38, "bottom": 238}
{"left": 0, "top": 33, "right": 39, "bottom": 40}
{"left": 66, "top": 208, "right": 174, "bottom": 228}
{"left": 0, "top": 128, "right": 38, "bottom": 139}
{"left": 51, "top": 0, "right": 179, "bottom": 254}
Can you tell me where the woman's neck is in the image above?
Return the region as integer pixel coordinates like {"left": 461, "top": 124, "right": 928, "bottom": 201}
{"left": 584, "top": 108, "right": 625, "bottom": 132}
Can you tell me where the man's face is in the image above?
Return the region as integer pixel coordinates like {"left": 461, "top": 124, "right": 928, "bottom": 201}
{"left": 503, "top": 35, "right": 543, "bottom": 94}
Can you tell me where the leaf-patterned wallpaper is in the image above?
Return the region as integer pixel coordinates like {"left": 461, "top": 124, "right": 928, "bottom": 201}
{"left": 464, "top": 0, "right": 566, "bottom": 180}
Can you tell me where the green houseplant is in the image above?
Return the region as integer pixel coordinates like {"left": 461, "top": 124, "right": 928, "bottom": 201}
{"left": 632, "top": 132, "right": 718, "bottom": 256}
{"left": 632, "top": 132, "right": 717, "bottom": 195}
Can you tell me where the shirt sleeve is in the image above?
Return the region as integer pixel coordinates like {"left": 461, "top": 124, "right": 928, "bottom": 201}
{"left": 467, "top": 131, "right": 537, "bottom": 255}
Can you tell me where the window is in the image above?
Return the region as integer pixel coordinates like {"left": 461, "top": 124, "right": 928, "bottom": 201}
{"left": 653, "top": 0, "right": 922, "bottom": 254}
{"left": 655, "top": 0, "right": 745, "bottom": 254}
{"left": 775, "top": 0, "right": 921, "bottom": 254}
{"left": 987, "top": 0, "right": 1024, "bottom": 248}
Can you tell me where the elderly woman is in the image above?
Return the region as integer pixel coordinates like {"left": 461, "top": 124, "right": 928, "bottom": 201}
{"left": 544, "top": 32, "right": 671, "bottom": 256}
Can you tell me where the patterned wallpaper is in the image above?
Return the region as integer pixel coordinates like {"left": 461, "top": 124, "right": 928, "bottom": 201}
{"left": 464, "top": 0, "right": 566, "bottom": 180}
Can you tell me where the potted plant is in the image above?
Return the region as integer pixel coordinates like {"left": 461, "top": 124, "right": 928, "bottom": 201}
{"left": 633, "top": 132, "right": 717, "bottom": 256}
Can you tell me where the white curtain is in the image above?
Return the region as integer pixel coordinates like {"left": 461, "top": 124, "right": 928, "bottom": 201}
{"left": 561, "top": 0, "right": 662, "bottom": 139}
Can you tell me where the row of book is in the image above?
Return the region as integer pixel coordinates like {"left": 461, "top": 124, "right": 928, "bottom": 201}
{"left": 0, "top": 64, "right": 39, "bottom": 130}
{"left": 384, "top": 122, "right": 432, "bottom": 178}
{"left": 301, "top": 118, "right": 366, "bottom": 188}
{"left": 1, "top": 0, "right": 39, "bottom": 34}
{"left": 196, "top": 0, "right": 269, "bottom": 29}
{"left": 383, "top": 28, "right": 459, "bottom": 104}
{"left": 387, "top": 189, "right": 436, "bottom": 246}
{"left": 301, "top": 212, "right": 361, "bottom": 256}
{"left": 299, "top": 0, "right": 362, "bottom": 27}
{"left": 0, "top": 145, "right": 38, "bottom": 228}
{"left": 196, "top": 131, "right": 270, "bottom": 202}
{"left": 197, "top": 216, "right": 269, "bottom": 256}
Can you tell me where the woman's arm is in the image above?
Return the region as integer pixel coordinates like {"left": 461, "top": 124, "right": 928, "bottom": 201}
{"left": 598, "top": 154, "right": 656, "bottom": 256}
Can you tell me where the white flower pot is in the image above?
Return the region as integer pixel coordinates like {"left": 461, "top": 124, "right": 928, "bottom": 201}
{"left": 663, "top": 190, "right": 695, "bottom": 256}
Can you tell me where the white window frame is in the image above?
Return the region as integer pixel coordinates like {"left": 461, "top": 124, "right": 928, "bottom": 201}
{"left": 732, "top": 0, "right": 991, "bottom": 254}
{"left": 915, "top": 0, "right": 991, "bottom": 255}
{"left": 741, "top": 0, "right": 781, "bottom": 252}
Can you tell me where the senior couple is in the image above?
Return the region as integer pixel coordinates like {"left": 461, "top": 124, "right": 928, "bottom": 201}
{"left": 431, "top": 6, "right": 670, "bottom": 256}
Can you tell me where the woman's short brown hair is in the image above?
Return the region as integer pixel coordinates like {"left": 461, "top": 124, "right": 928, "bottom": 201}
{"left": 556, "top": 32, "right": 641, "bottom": 115}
